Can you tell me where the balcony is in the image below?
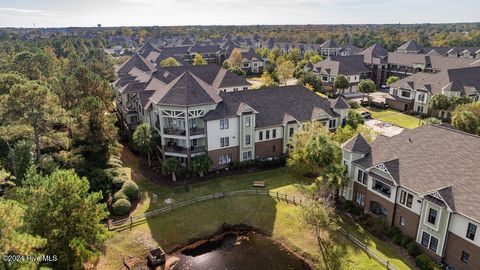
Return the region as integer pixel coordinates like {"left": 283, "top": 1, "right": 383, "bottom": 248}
{"left": 372, "top": 179, "right": 392, "bottom": 198}
{"left": 190, "top": 127, "right": 206, "bottom": 136}
{"left": 163, "top": 127, "right": 186, "bottom": 136}
{"left": 164, "top": 144, "right": 206, "bottom": 154}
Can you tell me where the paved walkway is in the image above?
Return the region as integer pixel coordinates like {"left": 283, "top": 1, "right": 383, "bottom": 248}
{"left": 365, "top": 119, "right": 404, "bottom": 137}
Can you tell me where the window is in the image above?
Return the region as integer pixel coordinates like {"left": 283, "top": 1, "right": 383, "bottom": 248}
{"left": 191, "top": 118, "right": 197, "bottom": 128}
{"left": 220, "top": 118, "right": 229, "bottom": 129}
{"left": 245, "top": 116, "right": 251, "bottom": 127}
{"left": 355, "top": 192, "right": 365, "bottom": 206}
{"left": 427, "top": 208, "right": 437, "bottom": 225}
{"left": 399, "top": 190, "right": 413, "bottom": 208}
{"left": 328, "top": 119, "right": 336, "bottom": 129}
{"left": 400, "top": 90, "right": 411, "bottom": 98}
{"left": 372, "top": 179, "right": 392, "bottom": 197}
{"left": 418, "top": 93, "right": 426, "bottom": 102}
{"left": 429, "top": 236, "right": 438, "bottom": 252}
{"left": 272, "top": 145, "right": 276, "bottom": 152}
{"left": 400, "top": 216, "right": 405, "bottom": 226}
{"left": 461, "top": 251, "right": 470, "bottom": 263}
{"left": 289, "top": 127, "right": 294, "bottom": 137}
{"left": 259, "top": 131, "right": 263, "bottom": 141}
{"left": 218, "top": 154, "right": 232, "bottom": 165}
{"left": 417, "top": 106, "right": 424, "bottom": 113}
{"left": 220, "top": 137, "right": 229, "bottom": 147}
{"left": 421, "top": 232, "right": 430, "bottom": 247}
{"left": 245, "top": 135, "right": 251, "bottom": 145}
{"left": 272, "top": 129, "right": 276, "bottom": 138}
{"left": 266, "top": 130, "right": 270, "bottom": 139}
{"left": 466, "top": 223, "right": 477, "bottom": 241}
{"left": 243, "top": 151, "right": 252, "bottom": 161}
{"left": 322, "top": 76, "right": 328, "bottom": 82}
{"left": 392, "top": 89, "right": 398, "bottom": 96}
{"left": 356, "top": 169, "right": 368, "bottom": 185}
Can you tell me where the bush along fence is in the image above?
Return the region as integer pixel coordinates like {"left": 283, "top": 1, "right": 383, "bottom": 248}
{"left": 107, "top": 189, "right": 302, "bottom": 231}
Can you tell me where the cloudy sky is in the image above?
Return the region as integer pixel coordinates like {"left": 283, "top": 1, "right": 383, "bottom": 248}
{"left": 0, "top": 0, "right": 478, "bottom": 27}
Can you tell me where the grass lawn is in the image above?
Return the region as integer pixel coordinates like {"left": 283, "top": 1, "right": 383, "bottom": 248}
{"left": 356, "top": 107, "right": 421, "bottom": 129}
{"left": 97, "top": 149, "right": 414, "bottom": 270}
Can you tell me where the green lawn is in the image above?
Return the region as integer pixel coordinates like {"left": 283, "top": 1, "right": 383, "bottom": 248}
{"left": 356, "top": 107, "right": 421, "bottom": 129}
{"left": 97, "top": 149, "right": 414, "bottom": 270}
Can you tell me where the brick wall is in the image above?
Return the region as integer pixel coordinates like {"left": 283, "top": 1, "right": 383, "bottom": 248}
{"left": 255, "top": 138, "right": 283, "bottom": 158}
{"left": 444, "top": 232, "right": 480, "bottom": 270}
{"left": 208, "top": 146, "right": 239, "bottom": 169}
{"left": 394, "top": 205, "right": 420, "bottom": 238}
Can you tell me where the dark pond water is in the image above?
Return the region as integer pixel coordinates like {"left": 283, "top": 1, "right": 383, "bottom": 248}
{"left": 169, "top": 231, "right": 311, "bottom": 270}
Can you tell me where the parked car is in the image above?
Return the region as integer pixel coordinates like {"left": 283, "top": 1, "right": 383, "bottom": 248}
{"left": 360, "top": 111, "right": 372, "bottom": 119}
{"left": 380, "top": 84, "right": 389, "bottom": 90}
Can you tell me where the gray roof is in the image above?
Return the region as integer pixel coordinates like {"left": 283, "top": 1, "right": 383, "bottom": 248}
{"left": 314, "top": 55, "right": 371, "bottom": 76}
{"left": 150, "top": 71, "right": 222, "bottom": 106}
{"left": 351, "top": 125, "right": 480, "bottom": 222}
{"left": 116, "top": 54, "right": 156, "bottom": 75}
{"left": 390, "top": 66, "right": 480, "bottom": 96}
{"left": 342, "top": 134, "right": 371, "bottom": 154}
{"left": 204, "top": 85, "right": 341, "bottom": 128}
{"left": 361, "top": 43, "right": 388, "bottom": 65}
{"left": 321, "top": 39, "right": 340, "bottom": 48}
{"left": 397, "top": 40, "right": 424, "bottom": 52}
{"left": 331, "top": 97, "right": 350, "bottom": 110}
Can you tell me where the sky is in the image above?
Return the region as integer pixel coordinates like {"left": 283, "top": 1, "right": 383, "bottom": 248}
{"left": 0, "top": 0, "right": 478, "bottom": 28}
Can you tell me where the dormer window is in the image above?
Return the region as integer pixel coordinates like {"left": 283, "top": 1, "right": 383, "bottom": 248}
{"left": 427, "top": 208, "right": 437, "bottom": 225}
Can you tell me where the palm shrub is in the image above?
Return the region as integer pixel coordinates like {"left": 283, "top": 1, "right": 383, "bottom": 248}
{"left": 132, "top": 123, "right": 155, "bottom": 166}
{"left": 121, "top": 181, "right": 139, "bottom": 200}
{"left": 112, "top": 198, "right": 131, "bottom": 216}
{"left": 164, "top": 157, "right": 182, "bottom": 181}
{"left": 191, "top": 154, "right": 212, "bottom": 177}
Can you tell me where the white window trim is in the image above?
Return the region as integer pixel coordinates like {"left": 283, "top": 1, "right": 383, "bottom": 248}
{"left": 424, "top": 201, "right": 442, "bottom": 231}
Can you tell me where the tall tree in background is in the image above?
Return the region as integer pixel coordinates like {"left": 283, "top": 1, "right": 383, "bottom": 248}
{"left": 0, "top": 81, "right": 68, "bottom": 159}
{"left": 333, "top": 75, "right": 348, "bottom": 94}
{"left": 11, "top": 51, "right": 54, "bottom": 80}
{"left": 229, "top": 48, "right": 243, "bottom": 68}
{"left": 192, "top": 53, "right": 207, "bottom": 65}
{"left": 72, "top": 96, "right": 117, "bottom": 167}
{"left": 277, "top": 60, "right": 294, "bottom": 86}
{"left": 358, "top": 79, "right": 377, "bottom": 107}
{"left": 16, "top": 169, "right": 109, "bottom": 269}
{"left": 132, "top": 123, "right": 155, "bottom": 167}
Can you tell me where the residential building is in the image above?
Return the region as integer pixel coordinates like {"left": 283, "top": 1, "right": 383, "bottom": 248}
{"left": 387, "top": 66, "right": 480, "bottom": 115}
{"left": 114, "top": 53, "right": 349, "bottom": 169}
{"left": 231, "top": 48, "right": 266, "bottom": 74}
{"left": 310, "top": 55, "right": 371, "bottom": 93}
{"left": 341, "top": 125, "right": 480, "bottom": 270}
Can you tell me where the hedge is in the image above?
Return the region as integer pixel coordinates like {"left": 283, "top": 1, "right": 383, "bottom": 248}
{"left": 113, "top": 190, "right": 129, "bottom": 202}
{"left": 112, "top": 175, "right": 129, "bottom": 190}
{"left": 415, "top": 254, "right": 437, "bottom": 270}
{"left": 112, "top": 199, "right": 131, "bottom": 216}
{"left": 122, "top": 181, "right": 139, "bottom": 200}
{"left": 407, "top": 242, "right": 421, "bottom": 257}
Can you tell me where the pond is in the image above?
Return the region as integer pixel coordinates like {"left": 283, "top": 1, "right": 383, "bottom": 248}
{"left": 164, "top": 230, "right": 312, "bottom": 270}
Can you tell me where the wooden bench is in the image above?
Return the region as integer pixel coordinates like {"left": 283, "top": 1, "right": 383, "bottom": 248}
{"left": 252, "top": 181, "right": 266, "bottom": 187}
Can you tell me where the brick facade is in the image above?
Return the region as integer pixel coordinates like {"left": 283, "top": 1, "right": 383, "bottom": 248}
{"left": 208, "top": 146, "right": 239, "bottom": 169}
{"left": 255, "top": 138, "right": 283, "bottom": 158}
{"left": 353, "top": 181, "right": 368, "bottom": 207}
{"left": 444, "top": 232, "right": 480, "bottom": 270}
{"left": 394, "top": 205, "right": 420, "bottom": 238}
{"left": 365, "top": 189, "right": 395, "bottom": 226}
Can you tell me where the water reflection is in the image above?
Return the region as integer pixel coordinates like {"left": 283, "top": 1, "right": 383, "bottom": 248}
{"left": 167, "top": 232, "right": 311, "bottom": 270}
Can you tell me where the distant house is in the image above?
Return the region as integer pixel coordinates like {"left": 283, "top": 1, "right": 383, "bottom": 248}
{"left": 319, "top": 39, "right": 342, "bottom": 57}
{"left": 387, "top": 66, "right": 480, "bottom": 116}
{"left": 311, "top": 55, "right": 371, "bottom": 93}
{"left": 231, "top": 48, "right": 266, "bottom": 74}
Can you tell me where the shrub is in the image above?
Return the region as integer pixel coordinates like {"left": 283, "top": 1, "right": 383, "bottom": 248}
{"left": 401, "top": 235, "right": 413, "bottom": 248}
{"left": 112, "top": 199, "right": 131, "bottom": 216}
{"left": 122, "top": 181, "right": 139, "bottom": 200}
{"left": 113, "top": 190, "right": 128, "bottom": 202}
{"left": 112, "top": 175, "right": 128, "bottom": 190}
{"left": 393, "top": 234, "right": 403, "bottom": 245}
{"left": 344, "top": 201, "right": 355, "bottom": 212}
{"left": 407, "top": 242, "right": 421, "bottom": 257}
{"left": 415, "top": 254, "right": 436, "bottom": 270}
{"left": 387, "top": 226, "right": 402, "bottom": 239}
{"left": 364, "top": 215, "right": 387, "bottom": 238}
{"left": 351, "top": 207, "right": 363, "bottom": 216}
{"left": 347, "top": 100, "right": 360, "bottom": 109}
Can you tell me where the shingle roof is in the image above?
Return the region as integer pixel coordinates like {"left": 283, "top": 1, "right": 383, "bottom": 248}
{"left": 116, "top": 54, "right": 156, "bottom": 75}
{"left": 351, "top": 125, "right": 480, "bottom": 222}
{"left": 397, "top": 40, "right": 424, "bottom": 52}
{"left": 390, "top": 66, "right": 480, "bottom": 96}
{"left": 341, "top": 134, "right": 371, "bottom": 154}
{"left": 150, "top": 71, "right": 222, "bottom": 106}
{"left": 314, "top": 55, "right": 371, "bottom": 76}
{"left": 203, "top": 85, "right": 341, "bottom": 128}
{"left": 321, "top": 39, "right": 340, "bottom": 48}
{"left": 331, "top": 97, "right": 350, "bottom": 110}
{"left": 361, "top": 43, "right": 388, "bottom": 64}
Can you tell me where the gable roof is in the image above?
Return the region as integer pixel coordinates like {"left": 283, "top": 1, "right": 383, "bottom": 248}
{"left": 116, "top": 54, "right": 156, "bottom": 75}
{"left": 397, "top": 40, "right": 424, "bottom": 52}
{"left": 321, "top": 39, "right": 340, "bottom": 48}
{"left": 342, "top": 134, "right": 371, "bottom": 154}
{"left": 314, "top": 55, "right": 371, "bottom": 76}
{"left": 361, "top": 43, "right": 388, "bottom": 65}
{"left": 331, "top": 97, "right": 350, "bottom": 110}
{"left": 204, "top": 85, "right": 340, "bottom": 127}
{"left": 150, "top": 71, "right": 222, "bottom": 106}
{"left": 351, "top": 125, "right": 480, "bottom": 222}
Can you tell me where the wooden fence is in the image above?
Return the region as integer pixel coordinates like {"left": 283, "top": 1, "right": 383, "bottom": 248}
{"left": 109, "top": 189, "right": 400, "bottom": 270}
{"left": 108, "top": 189, "right": 302, "bottom": 231}
{"left": 339, "top": 228, "right": 400, "bottom": 270}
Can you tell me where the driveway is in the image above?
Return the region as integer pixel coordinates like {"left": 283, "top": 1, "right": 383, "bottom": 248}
{"left": 365, "top": 119, "right": 404, "bottom": 137}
